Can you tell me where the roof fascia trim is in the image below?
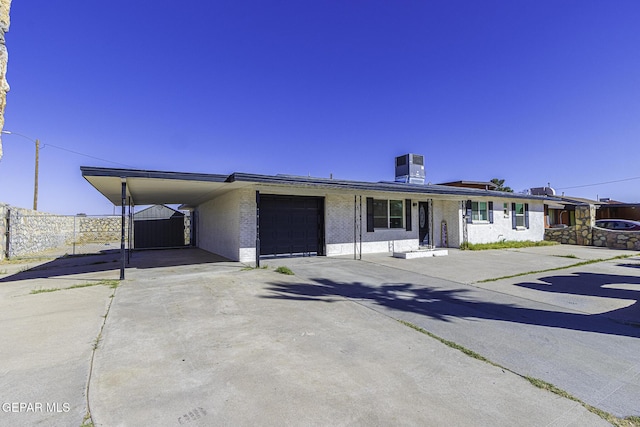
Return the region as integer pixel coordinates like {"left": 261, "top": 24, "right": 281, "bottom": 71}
{"left": 80, "top": 166, "right": 229, "bottom": 183}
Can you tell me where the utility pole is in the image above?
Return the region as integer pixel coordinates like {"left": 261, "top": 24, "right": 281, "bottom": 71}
{"left": 1, "top": 130, "right": 40, "bottom": 210}
{"left": 33, "top": 138, "right": 39, "bottom": 210}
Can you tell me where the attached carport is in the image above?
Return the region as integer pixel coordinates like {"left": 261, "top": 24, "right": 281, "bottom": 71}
{"left": 82, "top": 167, "right": 330, "bottom": 273}
{"left": 80, "top": 167, "right": 234, "bottom": 208}
{"left": 81, "top": 167, "right": 249, "bottom": 278}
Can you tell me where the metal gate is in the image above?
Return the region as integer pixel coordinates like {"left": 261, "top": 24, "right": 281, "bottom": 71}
{"left": 258, "top": 195, "right": 325, "bottom": 256}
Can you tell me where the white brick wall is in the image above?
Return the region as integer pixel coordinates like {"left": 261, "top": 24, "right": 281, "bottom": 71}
{"left": 325, "top": 192, "right": 420, "bottom": 256}
{"left": 466, "top": 199, "right": 544, "bottom": 244}
{"left": 196, "top": 186, "right": 545, "bottom": 261}
{"left": 197, "top": 188, "right": 256, "bottom": 262}
{"left": 432, "top": 199, "right": 462, "bottom": 248}
{"left": 239, "top": 189, "right": 257, "bottom": 262}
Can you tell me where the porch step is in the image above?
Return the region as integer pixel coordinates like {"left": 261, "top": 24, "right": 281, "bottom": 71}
{"left": 393, "top": 249, "right": 449, "bottom": 259}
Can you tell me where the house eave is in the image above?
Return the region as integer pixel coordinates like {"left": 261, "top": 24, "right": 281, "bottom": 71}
{"left": 81, "top": 166, "right": 555, "bottom": 207}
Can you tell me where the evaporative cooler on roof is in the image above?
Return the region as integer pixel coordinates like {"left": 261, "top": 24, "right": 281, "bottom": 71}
{"left": 395, "top": 154, "right": 425, "bottom": 184}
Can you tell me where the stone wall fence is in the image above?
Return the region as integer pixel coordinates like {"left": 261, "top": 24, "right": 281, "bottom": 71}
{"left": 1, "top": 203, "right": 193, "bottom": 260}
{"left": 0, "top": 203, "right": 7, "bottom": 261}
{"left": 1, "top": 204, "right": 125, "bottom": 259}
{"left": 544, "top": 203, "right": 640, "bottom": 251}
{"left": 592, "top": 227, "right": 640, "bottom": 251}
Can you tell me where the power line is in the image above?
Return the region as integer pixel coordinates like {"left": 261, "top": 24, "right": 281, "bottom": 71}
{"left": 1, "top": 130, "right": 136, "bottom": 168}
{"left": 556, "top": 175, "right": 640, "bottom": 190}
{"left": 40, "top": 142, "right": 136, "bottom": 168}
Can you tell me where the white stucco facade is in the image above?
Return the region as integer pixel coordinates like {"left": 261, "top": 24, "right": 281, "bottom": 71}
{"left": 465, "top": 199, "right": 544, "bottom": 245}
{"left": 195, "top": 184, "right": 546, "bottom": 263}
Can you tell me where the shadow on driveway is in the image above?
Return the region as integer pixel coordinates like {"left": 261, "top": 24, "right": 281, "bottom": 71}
{"left": 0, "top": 248, "right": 232, "bottom": 283}
{"left": 515, "top": 272, "right": 640, "bottom": 325}
{"left": 264, "top": 273, "right": 640, "bottom": 339}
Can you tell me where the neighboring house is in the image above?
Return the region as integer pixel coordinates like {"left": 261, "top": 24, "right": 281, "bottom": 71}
{"left": 437, "top": 180, "right": 498, "bottom": 191}
{"left": 541, "top": 194, "right": 640, "bottom": 226}
{"left": 531, "top": 187, "right": 603, "bottom": 229}
{"left": 544, "top": 200, "right": 576, "bottom": 228}
{"left": 596, "top": 200, "right": 640, "bottom": 222}
{"left": 81, "top": 156, "right": 550, "bottom": 263}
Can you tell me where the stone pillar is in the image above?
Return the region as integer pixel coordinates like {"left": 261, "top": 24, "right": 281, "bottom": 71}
{"left": 0, "top": 0, "right": 11, "bottom": 160}
{"left": 0, "top": 203, "right": 6, "bottom": 261}
{"left": 575, "top": 204, "right": 595, "bottom": 246}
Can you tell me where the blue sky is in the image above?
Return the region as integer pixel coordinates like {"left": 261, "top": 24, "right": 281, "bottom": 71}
{"left": 1, "top": 1, "right": 639, "bottom": 214}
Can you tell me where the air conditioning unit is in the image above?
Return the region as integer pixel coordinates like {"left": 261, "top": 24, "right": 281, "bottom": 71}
{"left": 530, "top": 186, "right": 556, "bottom": 196}
{"left": 395, "top": 154, "right": 425, "bottom": 184}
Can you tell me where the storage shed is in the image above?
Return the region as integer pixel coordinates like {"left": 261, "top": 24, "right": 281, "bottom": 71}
{"left": 133, "top": 205, "right": 188, "bottom": 249}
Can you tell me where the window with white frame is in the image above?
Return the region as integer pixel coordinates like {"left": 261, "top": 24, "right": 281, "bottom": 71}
{"left": 373, "top": 199, "right": 404, "bottom": 229}
{"left": 515, "top": 203, "right": 525, "bottom": 227}
{"left": 466, "top": 200, "right": 493, "bottom": 224}
{"left": 472, "top": 201, "right": 489, "bottom": 222}
{"left": 512, "top": 202, "right": 529, "bottom": 228}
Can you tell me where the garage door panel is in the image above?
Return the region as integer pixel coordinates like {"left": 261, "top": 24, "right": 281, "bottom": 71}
{"left": 259, "top": 195, "right": 324, "bottom": 256}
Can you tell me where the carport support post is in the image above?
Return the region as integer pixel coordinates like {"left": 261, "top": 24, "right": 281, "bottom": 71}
{"left": 255, "top": 191, "right": 260, "bottom": 268}
{"left": 127, "top": 197, "right": 133, "bottom": 264}
{"left": 120, "top": 178, "right": 127, "bottom": 280}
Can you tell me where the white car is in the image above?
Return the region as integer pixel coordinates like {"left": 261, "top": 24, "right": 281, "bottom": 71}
{"left": 595, "top": 219, "right": 640, "bottom": 231}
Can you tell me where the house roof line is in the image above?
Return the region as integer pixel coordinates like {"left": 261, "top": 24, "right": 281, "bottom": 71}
{"left": 227, "top": 172, "right": 553, "bottom": 200}
{"left": 81, "top": 166, "right": 557, "bottom": 205}
{"left": 437, "top": 180, "right": 499, "bottom": 189}
{"left": 80, "top": 166, "right": 229, "bottom": 183}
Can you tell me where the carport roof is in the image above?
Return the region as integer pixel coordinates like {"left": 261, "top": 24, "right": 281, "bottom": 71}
{"left": 81, "top": 166, "right": 555, "bottom": 207}
{"left": 81, "top": 166, "right": 237, "bottom": 208}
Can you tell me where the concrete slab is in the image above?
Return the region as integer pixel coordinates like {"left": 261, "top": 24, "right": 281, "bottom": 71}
{"left": 0, "top": 257, "right": 118, "bottom": 427}
{"left": 2, "top": 246, "right": 638, "bottom": 426}
{"left": 363, "top": 244, "right": 637, "bottom": 284}
{"left": 90, "top": 263, "right": 608, "bottom": 426}
{"left": 268, "top": 247, "right": 640, "bottom": 418}
{"left": 393, "top": 248, "right": 448, "bottom": 258}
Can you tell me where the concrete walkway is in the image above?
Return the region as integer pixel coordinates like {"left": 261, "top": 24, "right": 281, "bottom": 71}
{"left": 1, "top": 245, "right": 638, "bottom": 426}
{"left": 0, "top": 252, "right": 120, "bottom": 427}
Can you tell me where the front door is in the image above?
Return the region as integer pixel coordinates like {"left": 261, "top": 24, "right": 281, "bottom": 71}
{"left": 419, "top": 201, "right": 429, "bottom": 246}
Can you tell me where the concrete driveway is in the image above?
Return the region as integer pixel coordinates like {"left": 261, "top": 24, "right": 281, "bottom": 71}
{"left": 266, "top": 245, "right": 640, "bottom": 419}
{"left": 1, "top": 245, "right": 638, "bottom": 426}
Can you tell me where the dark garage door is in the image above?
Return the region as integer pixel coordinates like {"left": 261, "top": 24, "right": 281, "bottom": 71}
{"left": 259, "top": 195, "right": 325, "bottom": 256}
{"left": 134, "top": 217, "right": 186, "bottom": 249}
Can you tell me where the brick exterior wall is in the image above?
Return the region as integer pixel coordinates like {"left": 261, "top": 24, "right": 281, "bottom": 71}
{"left": 432, "top": 200, "right": 462, "bottom": 247}
{"left": 466, "top": 200, "right": 545, "bottom": 245}
{"left": 193, "top": 187, "right": 548, "bottom": 263}
{"left": 197, "top": 188, "right": 255, "bottom": 262}
{"left": 325, "top": 193, "right": 418, "bottom": 256}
